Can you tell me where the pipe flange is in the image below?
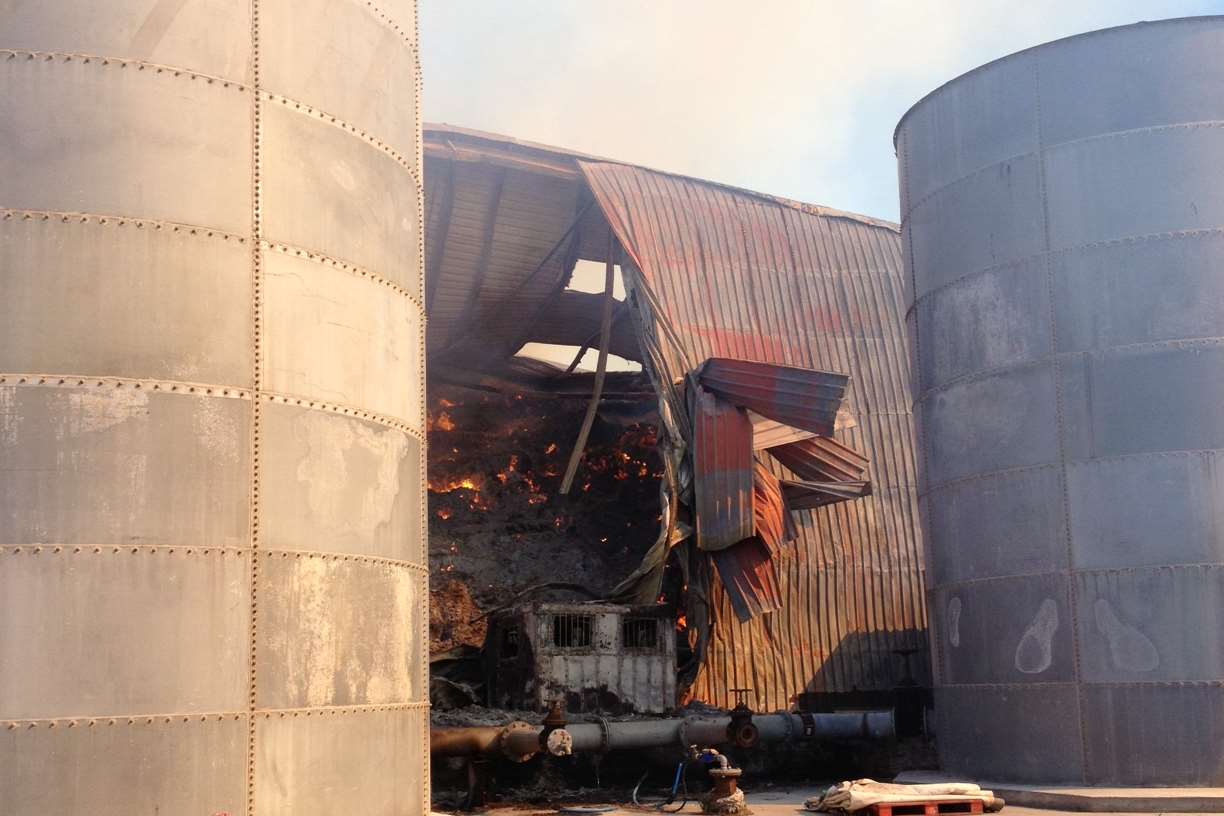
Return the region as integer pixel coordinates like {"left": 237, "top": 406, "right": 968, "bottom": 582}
{"left": 777, "top": 710, "right": 796, "bottom": 745}
{"left": 500, "top": 720, "right": 540, "bottom": 763}
{"left": 546, "top": 728, "right": 574, "bottom": 757}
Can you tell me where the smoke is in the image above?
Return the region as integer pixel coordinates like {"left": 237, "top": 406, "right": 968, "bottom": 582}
{"left": 420, "top": 0, "right": 1221, "bottom": 220}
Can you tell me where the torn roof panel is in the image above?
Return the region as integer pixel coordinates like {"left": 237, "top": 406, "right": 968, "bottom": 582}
{"left": 700, "top": 357, "right": 850, "bottom": 437}
{"left": 712, "top": 537, "right": 783, "bottom": 622}
{"left": 767, "top": 436, "right": 870, "bottom": 483}
{"left": 782, "top": 479, "right": 873, "bottom": 510}
{"left": 691, "top": 386, "right": 754, "bottom": 552}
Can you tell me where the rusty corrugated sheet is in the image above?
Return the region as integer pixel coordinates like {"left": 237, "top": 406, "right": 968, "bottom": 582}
{"left": 768, "top": 436, "right": 870, "bottom": 483}
{"left": 753, "top": 461, "right": 796, "bottom": 556}
{"left": 712, "top": 538, "right": 783, "bottom": 622}
{"left": 700, "top": 357, "right": 848, "bottom": 436}
{"left": 782, "top": 479, "right": 873, "bottom": 510}
{"left": 691, "top": 385, "right": 754, "bottom": 552}
{"left": 580, "top": 161, "right": 927, "bottom": 706}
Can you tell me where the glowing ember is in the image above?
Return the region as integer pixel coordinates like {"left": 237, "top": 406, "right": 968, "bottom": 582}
{"left": 676, "top": 613, "right": 687, "bottom": 631}
{"left": 436, "top": 508, "right": 453, "bottom": 520}
{"left": 544, "top": 442, "right": 557, "bottom": 455}
{"left": 429, "top": 476, "right": 482, "bottom": 493}
{"left": 429, "top": 411, "right": 456, "bottom": 432}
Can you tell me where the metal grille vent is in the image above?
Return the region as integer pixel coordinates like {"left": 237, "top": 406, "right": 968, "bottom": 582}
{"left": 622, "top": 616, "right": 659, "bottom": 650}
{"left": 550, "top": 613, "right": 593, "bottom": 648}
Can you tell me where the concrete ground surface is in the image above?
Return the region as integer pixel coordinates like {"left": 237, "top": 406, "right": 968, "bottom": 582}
{"left": 895, "top": 772, "right": 1224, "bottom": 813}
{"left": 450, "top": 785, "right": 1215, "bottom": 816}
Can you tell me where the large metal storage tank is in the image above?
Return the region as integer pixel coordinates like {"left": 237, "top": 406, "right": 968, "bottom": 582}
{"left": 1, "top": 2, "right": 427, "bottom": 813}
{"left": 896, "top": 16, "right": 1224, "bottom": 784}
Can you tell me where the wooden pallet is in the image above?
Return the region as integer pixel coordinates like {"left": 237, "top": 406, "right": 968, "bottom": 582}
{"left": 865, "top": 799, "right": 984, "bottom": 816}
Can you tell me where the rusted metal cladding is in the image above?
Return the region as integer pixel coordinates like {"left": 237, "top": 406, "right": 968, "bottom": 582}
{"left": 0, "top": 2, "right": 426, "bottom": 814}
{"left": 897, "top": 16, "right": 1224, "bottom": 784}
{"left": 582, "top": 163, "right": 928, "bottom": 709}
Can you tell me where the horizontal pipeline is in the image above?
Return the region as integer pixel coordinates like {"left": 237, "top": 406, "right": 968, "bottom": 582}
{"left": 431, "top": 711, "right": 894, "bottom": 759}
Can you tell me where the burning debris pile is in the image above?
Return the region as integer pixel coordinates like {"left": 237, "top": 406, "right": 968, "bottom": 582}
{"left": 427, "top": 384, "right": 663, "bottom": 654}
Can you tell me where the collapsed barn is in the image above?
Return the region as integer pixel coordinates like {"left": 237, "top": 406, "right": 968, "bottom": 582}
{"left": 423, "top": 124, "right": 929, "bottom": 720}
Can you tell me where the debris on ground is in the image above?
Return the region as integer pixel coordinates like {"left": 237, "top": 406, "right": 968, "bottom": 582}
{"left": 804, "top": 780, "right": 1004, "bottom": 813}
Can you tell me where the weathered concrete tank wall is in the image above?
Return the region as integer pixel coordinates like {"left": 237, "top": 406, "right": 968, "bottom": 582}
{"left": 897, "top": 16, "right": 1224, "bottom": 784}
{"left": 1, "top": 2, "right": 426, "bottom": 813}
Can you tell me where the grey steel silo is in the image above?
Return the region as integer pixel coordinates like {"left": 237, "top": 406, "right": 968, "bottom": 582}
{"left": 0, "top": 2, "right": 427, "bottom": 814}
{"left": 897, "top": 16, "right": 1224, "bottom": 784}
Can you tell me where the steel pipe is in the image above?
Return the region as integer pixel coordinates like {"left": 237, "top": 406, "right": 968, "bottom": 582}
{"left": 430, "top": 711, "right": 894, "bottom": 759}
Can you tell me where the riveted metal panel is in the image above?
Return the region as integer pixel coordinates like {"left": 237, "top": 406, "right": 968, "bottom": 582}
{"left": 0, "top": 385, "right": 252, "bottom": 547}
{"left": 1076, "top": 565, "right": 1224, "bottom": 683}
{"left": 254, "top": 706, "right": 427, "bottom": 816}
{"left": 899, "top": 50, "right": 1039, "bottom": 213}
{"left": 260, "top": 102, "right": 420, "bottom": 291}
{"left": 255, "top": 556, "right": 424, "bottom": 710}
{"left": 933, "top": 574, "right": 1074, "bottom": 685}
{"left": 905, "top": 154, "right": 1045, "bottom": 299}
{"left": 0, "top": 56, "right": 252, "bottom": 232}
{"left": 1081, "top": 683, "right": 1224, "bottom": 784}
{"left": 4, "top": 0, "right": 251, "bottom": 81}
{"left": 2, "top": 0, "right": 425, "bottom": 809}
{"left": 1035, "top": 17, "right": 1224, "bottom": 147}
{"left": 263, "top": 249, "right": 423, "bottom": 425}
{"left": 260, "top": 403, "right": 425, "bottom": 564}
{"left": 3, "top": 715, "right": 248, "bottom": 816}
{"left": 899, "top": 15, "right": 1224, "bottom": 783}
{"left": 1, "top": 548, "right": 249, "bottom": 718}
{"left": 1058, "top": 341, "right": 1224, "bottom": 460}
{"left": 0, "top": 217, "right": 253, "bottom": 385}
{"left": 261, "top": 0, "right": 419, "bottom": 164}
{"left": 921, "top": 465, "right": 1067, "bottom": 586}
{"left": 914, "top": 257, "right": 1050, "bottom": 389}
{"left": 1051, "top": 231, "right": 1224, "bottom": 353}
{"left": 920, "top": 364, "right": 1059, "bottom": 487}
{"left": 1044, "top": 124, "right": 1224, "bottom": 251}
{"left": 1067, "top": 452, "right": 1224, "bottom": 570}
{"left": 935, "top": 684, "right": 1084, "bottom": 783}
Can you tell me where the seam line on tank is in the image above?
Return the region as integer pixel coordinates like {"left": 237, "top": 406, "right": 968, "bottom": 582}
{"left": 928, "top": 561, "right": 1224, "bottom": 593}
{"left": 0, "top": 208, "right": 246, "bottom": 241}
{"left": 900, "top": 125, "right": 941, "bottom": 686}
{"left": 261, "top": 240, "right": 426, "bottom": 314}
{"left": 921, "top": 447, "right": 1224, "bottom": 497}
{"left": 903, "top": 226, "right": 1224, "bottom": 319}
{"left": 900, "top": 120, "right": 1224, "bottom": 222}
{"left": 943, "top": 680, "right": 1224, "bottom": 690}
{"left": 357, "top": 0, "right": 418, "bottom": 51}
{"left": 246, "top": 0, "right": 263, "bottom": 811}
{"left": 412, "top": 9, "right": 431, "bottom": 812}
{"left": 2, "top": 712, "right": 248, "bottom": 730}
{"left": 1035, "top": 55, "right": 1089, "bottom": 781}
{"left": 254, "top": 701, "right": 431, "bottom": 717}
{"left": 257, "top": 548, "right": 428, "bottom": 574}
{"left": 259, "top": 391, "right": 425, "bottom": 441}
{"left": 912, "top": 336, "right": 1224, "bottom": 405}
{"left": 0, "top": 49, "right": 248, "bottom": 89}
{"left": 262, "top": 90, "right": 423, "bottom": 188}
{"left": 0, "top": 373, "right": 252, "bottom": 398}
{"left": 0, "top": 545, "right": 248, "bottom": 555}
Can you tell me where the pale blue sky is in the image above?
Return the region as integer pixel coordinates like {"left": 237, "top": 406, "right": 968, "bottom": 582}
{"left": 421, "top": 1, "right": 1222, "bottom": 222}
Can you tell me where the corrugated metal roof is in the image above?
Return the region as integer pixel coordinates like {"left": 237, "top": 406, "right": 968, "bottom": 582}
{"left": 700, "top": 357, "right": 848, "bottom": 436}
{"left": 580, "top": 161, "right": 927, "bottom": 706}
